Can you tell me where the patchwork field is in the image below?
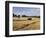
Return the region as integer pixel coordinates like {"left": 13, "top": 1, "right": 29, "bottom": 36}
{"left": 13, "top": 17, "right": 40, "bottom": 31}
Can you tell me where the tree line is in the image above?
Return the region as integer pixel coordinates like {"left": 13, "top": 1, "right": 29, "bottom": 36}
{"left": 13, "top": 14, "right": 40, "bottom": 18}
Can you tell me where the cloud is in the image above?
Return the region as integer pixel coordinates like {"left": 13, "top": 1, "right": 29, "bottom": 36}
{"left": 13, "top": 7, "right": 40, "bottom": 16}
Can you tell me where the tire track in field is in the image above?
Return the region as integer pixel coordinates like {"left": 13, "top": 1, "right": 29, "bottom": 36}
{"left": 14, "top": 21, "right": 39, "bottom": 30}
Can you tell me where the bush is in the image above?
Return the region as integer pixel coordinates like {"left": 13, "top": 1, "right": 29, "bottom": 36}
{"left": 28, "top": 18, "right": 32, "bottom": 20}
{"left": 18, "top": 15, "right": 20, "bottom": 18}
{"left": 22, "top": 15, "right": 27, "bottom": 17}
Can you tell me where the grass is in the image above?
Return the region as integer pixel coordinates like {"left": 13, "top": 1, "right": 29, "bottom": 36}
{"left": 13, "top": 17, "right": 40, "bottom": 31}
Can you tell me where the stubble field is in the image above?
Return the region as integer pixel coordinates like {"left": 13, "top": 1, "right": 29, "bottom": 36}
{"left": 13, "top": 17, "right": 40, "bottom": 31}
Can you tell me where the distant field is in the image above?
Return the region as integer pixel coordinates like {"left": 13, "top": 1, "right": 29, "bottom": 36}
{"left": 13, "top": 17, "right": 40, "bottom": 31}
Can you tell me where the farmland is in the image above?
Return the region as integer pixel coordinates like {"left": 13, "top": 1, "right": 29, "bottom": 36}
{"left": 13, "top": 17, "right": 40, "bottom": 31}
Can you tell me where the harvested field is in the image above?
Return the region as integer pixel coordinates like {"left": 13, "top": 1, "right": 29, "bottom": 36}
{"left": 13, "top": 17, "right": 40, "bottom": 31}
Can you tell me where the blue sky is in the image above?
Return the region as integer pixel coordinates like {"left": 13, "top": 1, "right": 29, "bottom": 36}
{"left": 13, "top": 7, "right": 40, "bottom": 16}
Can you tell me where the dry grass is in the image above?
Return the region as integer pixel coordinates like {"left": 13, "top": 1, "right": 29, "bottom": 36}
{"left": 13, "top": 17, "right": 40, "bottom": 31}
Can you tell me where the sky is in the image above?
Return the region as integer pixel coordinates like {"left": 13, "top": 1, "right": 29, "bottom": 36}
{"left": 13, "top": 7, "right": 40, "bottom": 16}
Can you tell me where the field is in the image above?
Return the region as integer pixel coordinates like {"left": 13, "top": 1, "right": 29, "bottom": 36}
{"left": 13, "top": 17, "right": 40, "bottom": 31}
